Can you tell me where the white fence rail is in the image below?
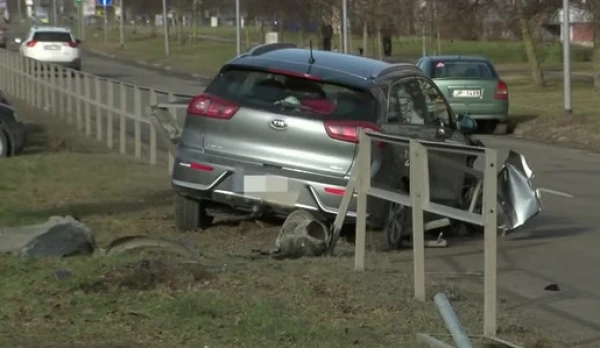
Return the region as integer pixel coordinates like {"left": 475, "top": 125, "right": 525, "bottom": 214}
{"left": 330, "top": 129, "right": 499, "bottom": 336}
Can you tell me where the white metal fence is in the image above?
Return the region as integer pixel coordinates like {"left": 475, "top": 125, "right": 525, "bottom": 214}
{"left": 0, "top": 48, "right": 193, "bottom": 170}
{"left": 330, "top": 129, "right": 499, "bottom": 337}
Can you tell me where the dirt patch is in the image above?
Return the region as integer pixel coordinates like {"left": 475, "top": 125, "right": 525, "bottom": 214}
{"left": 514, "top": 115, "right": 600, "bottom": 151}
{"left": 80, "top": 259, "right": 216, "bottom": 293}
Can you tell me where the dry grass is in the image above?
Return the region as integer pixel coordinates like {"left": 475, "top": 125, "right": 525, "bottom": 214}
{"left": 507, "top": 76, "right": 600, "bottom": 151}
{"left": 0, "top": 98, "right": 560, "bottom": 348}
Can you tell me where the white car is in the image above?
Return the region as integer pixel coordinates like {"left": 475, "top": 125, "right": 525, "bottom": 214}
{"left": 15, "top": 26, "right": 81, "bottom": 71}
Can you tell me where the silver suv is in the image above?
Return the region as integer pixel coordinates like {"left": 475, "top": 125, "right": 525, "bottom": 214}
{"left": 172, "top": 44, "right": 476, "bottom": 248}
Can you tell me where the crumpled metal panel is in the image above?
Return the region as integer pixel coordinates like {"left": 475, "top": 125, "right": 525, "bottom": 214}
{"left": 497, "top": 151, "right": 542, "bottom": 232}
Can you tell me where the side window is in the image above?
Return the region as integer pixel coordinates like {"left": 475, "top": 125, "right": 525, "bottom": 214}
{"left": 386, "top": 78, "right": 452, "bottom": 127}
{"left": 418, "top": 79, "right": 452, "bottom": 127}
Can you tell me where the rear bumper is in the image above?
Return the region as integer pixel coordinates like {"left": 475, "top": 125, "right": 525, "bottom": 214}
{"left": 171, "top": 152, "right": 358, "bottom": 220}
{"left": 32, "top": 58, "right": 81, "bottom": 71}
{"left": 449, "top": 101, "right": 509, "bottom": 122}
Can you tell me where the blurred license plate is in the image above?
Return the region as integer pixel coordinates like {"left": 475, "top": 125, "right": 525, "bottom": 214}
{"left": 44, "top": 45, "right": 60, "bottom": 50}
{"left": 453, "top": 89, "right": 481, "bottom": 98}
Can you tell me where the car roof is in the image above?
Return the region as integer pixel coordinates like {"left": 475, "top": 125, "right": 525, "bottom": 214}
{"left": 31, "top": 26, "right": 71, "bottom": 33}
{"left": 225, "top": 44, "right": 423, "bottom": 88}
{"left": 422, "top": 55, "right": 491, "bottom": 62}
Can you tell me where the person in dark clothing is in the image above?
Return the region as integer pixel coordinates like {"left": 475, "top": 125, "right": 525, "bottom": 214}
{"left": 381, "top": 24, "right": 393, "bottom": 57}
{"left": 321, "top": 24, "right": 333, "bottom": 51}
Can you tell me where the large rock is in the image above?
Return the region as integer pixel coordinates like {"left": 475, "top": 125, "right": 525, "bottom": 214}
{"left": 20, "top": 216, "right": 95, "bottom": 258}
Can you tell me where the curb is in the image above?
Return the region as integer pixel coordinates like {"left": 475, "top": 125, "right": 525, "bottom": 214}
{"left": 83, "top": 48, "right": 215, "bottom": 83}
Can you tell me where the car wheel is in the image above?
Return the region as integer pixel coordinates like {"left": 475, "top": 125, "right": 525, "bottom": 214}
{"left": 0, "top": 128, "right": 9, "bottom": 157}
{"left": 380, "top": 202, "right": 412, "bottom": 251}
{"left": 479, "top": 120, "right": 497, "bottom": 134}
{"left": 174, "top": 193, "right": 212, "bottom": 231}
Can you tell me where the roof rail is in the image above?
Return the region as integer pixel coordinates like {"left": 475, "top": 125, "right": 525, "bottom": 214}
{"left": 374, "top": 63, "right": 421, "bottom": 79}
{"left": 248, "top": 43, "right": 296, "bottom": 56}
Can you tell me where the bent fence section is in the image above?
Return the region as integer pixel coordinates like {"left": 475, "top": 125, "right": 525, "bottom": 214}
{"left": 330, "top": 129, "right": 499, "bottom": 336}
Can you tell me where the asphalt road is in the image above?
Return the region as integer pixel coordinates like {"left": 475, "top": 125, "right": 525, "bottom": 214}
{"left": 5, "top": 25, "right": 600, "bottom": 345}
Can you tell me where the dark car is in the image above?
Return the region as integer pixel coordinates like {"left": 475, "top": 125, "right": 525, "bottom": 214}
{"left": 416, "top": 55, "right": 509, "bottom": 133}
{"left": 0, "top": 27, "right": 7, "bottom": 49}
{"left": 0, "top": 103, "right": 26, "bottom": 157}
{"left": 171, "top": 43, "right": 479, "bottom": 249}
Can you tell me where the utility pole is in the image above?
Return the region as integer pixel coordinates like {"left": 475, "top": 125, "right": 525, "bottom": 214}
{"left": 235, "top": 0, "right": 240, "bottom": 55}
{"left": 103, "top": 2, "right": 107, "bottom": 44}
{"left": 342, "top": 0, "right": 348, "bottom": 53}
{"left": 562, "top": 0, "right": 572, "bottom": 115}
{"left": 52, "top": 0, "right": 58, "bottom": 25}
{"left": 119, "top": 0, "right": 124, "bottom": 47}
{"left": 162, "top": 0, "right": 169, "bottom": 56}
{"left": 79, "top": 0, "right": 85, "bottom": 40}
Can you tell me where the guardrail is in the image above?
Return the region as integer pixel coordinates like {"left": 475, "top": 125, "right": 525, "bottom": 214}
{"left": 0, "top": 49, "right": 195, "bottom": 172}
{"left": 330, "top": 129, "right": 499, "bottom": 336}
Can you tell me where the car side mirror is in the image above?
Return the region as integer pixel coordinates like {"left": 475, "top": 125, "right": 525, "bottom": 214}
{"left": 14, "top": 37, "right": 22, "bottom": 44}
{"left": 457, "top": 114, "right": 477, "bottom": 134}
{"left": 75, "top": 39, "right": 81, "bottom": 44}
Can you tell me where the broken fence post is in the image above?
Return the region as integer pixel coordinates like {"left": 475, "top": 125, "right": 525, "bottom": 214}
{"left": 434, "top": 292, "right": 474, "bottom": 348}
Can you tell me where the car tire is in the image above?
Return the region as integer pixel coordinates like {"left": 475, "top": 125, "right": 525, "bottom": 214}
{"left": 370, "top": 144, "right": 411, "bottom": 251}
{"left": 0, "top": 128, "right": 9, "bottom": 157}
{"left": 174, "top": 193, "right": 212, "bottom": 231}
{"left": 479, "top": 120, "right": 497, "bottom": 134}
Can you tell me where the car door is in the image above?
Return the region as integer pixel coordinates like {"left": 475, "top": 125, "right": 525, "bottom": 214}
{"left": 381, "top": 76, "right": 468, "bottom": 206}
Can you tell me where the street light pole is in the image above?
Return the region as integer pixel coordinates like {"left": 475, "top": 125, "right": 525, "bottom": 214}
{"left": 119, "top": 0, "right": 124, "bottom": 48}
{"left": 162, "top": 0, "right": 169, "bottom": 56}
{"left": 562, "top": 0, "right": 572, "bottom": 115}
{"left": 52, "top": 0, "right": 57, "bottom": 25}
{"left": 235, "top": 0, "right": 240, "bottom": 55}
{"left": 342, "top": 0, "right": 348, "bottom": 53}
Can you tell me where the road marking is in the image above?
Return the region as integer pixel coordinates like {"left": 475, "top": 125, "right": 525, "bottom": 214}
{"left": 538, "top": 188, "right": 575, "bottom": 199}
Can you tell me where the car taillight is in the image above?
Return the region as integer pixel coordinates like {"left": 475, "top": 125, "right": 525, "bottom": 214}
{"left": 324, "top": 121, "right": 385, "bottom": 148}
{"left": 26, "top": 41, "right": 37, "bottom": 47}
{"left": 187, "top": 93, "right": 240, "bottom": 119}
{"left": 68, "top": 41, "right": 78, "bottom": 48}
{"left": 494, "top": 80, "right": 508, "bottom": 100}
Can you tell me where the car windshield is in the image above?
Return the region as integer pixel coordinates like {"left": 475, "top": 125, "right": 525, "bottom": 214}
{"left": 206, "top": 68, "right": 378, "bottom": 122}
{"left": 432, "top": 61, "right": 497, "bottom": 79}
{"left": 32, "top": 32, "right": 72, "bottom": 42}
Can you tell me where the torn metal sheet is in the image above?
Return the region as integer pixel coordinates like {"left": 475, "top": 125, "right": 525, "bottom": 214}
{"left": 497, "top": 151, "right": 542, "bottom": 232}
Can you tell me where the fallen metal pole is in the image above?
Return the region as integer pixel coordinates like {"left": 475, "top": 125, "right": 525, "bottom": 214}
{"left": 434, "top": 292, "right": 474, "bottom": 348}
{"left": 416, "top": 333, "right": 456, "bottom": 348}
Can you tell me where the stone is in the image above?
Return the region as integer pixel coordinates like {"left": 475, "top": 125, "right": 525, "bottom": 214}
{"left": 20, "top": 218, "right": 95, "bottom": 258}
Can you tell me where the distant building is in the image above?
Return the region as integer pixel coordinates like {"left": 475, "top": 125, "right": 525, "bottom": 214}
{"left": 547, "top": 5, "right": 593, "bottom": 46}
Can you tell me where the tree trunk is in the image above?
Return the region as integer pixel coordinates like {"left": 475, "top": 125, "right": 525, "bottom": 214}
{"left": 191, "top": 0, "right": 198, "bottom": 42}
{"left": 593, "top": 0, "right": 600, "bottom": 89}
{"left": 516, "top": 0, "right": 545, "bottom": 87}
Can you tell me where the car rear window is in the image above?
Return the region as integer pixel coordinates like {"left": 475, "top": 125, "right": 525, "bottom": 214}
{"left": 32, "top": 32, "right": 72, "bottom": 42}
{"left": 431, "top": 60, "right": 497, "bottom": 79}
{"left": 205, "top": 68, "right": 378, "bottom": 122}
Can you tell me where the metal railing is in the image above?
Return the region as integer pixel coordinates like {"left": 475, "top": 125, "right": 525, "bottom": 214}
{"left": 0, "top": 49, "right": 195, "bottom": 172}
{"left": 330, "top": 129, "right": 499, "bottom": 337}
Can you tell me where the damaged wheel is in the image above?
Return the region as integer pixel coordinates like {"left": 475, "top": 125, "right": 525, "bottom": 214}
{"left": 174, "top": 194, "right": 213, "bottom": 232}
{"left": 381, "top": 203, "right": 412, "bottom": 251}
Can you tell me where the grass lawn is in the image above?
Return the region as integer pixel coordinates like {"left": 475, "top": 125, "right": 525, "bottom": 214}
{"left": 506, "top": 76, "right": 600, "bottom": 150}
{"left": 0, "top": 99, "right": 560, "bottom": 347}
{"left": 83, "top": 25, "right": 593, "bottom": 77}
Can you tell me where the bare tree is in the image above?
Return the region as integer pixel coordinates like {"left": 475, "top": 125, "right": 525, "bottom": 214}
{"left": 591, "top": 0, "right": 600, "bottom": 89}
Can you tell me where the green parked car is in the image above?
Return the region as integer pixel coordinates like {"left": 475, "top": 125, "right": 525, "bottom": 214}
{"left": 416, "top": 55, "right": 509, "bottom": 133}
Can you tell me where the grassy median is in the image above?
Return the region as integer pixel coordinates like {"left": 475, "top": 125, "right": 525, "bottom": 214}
{"left": 0, "top": 98, "right": 561, "bottom": 347}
